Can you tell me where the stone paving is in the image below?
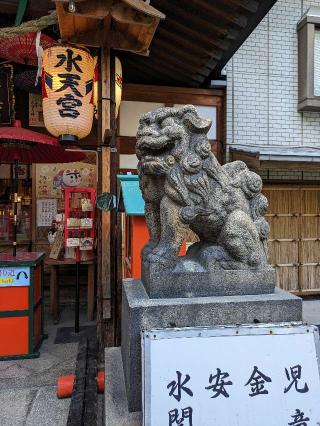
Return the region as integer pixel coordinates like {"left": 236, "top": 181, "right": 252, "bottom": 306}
{"left": 1, "top": 298, "right": 320, "bottom": 425}
{"left": 0, "top": 305, "right": 93, "bottom": 426}
{"left": 302, "top": 298, "right": 320, "bottom": 325}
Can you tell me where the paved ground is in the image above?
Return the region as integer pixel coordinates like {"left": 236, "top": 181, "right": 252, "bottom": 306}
{"left": 1, "top": 297, "right": 320, "bottom": 425}
{"left": 302, "top": 298, "right": 320, "bottom": 325}
{"left": 0, "top": 302, "right": 95, "bottom": 426}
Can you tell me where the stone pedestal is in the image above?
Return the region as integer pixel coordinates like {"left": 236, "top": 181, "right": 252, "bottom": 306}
{"left": 120, "top": 278, "right": 302, "bottom": 413}
{"left": 142, "top": 260, "right": 276, "bottom": 298}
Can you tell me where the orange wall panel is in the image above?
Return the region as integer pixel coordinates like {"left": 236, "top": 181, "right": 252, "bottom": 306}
{"left": 131, "top": 216, "right": 150, "bottom": 278}
{"left": 0, "top": 316, "right": 29, "bottom": 356}
{"left": 130, "top": 216, "right": 187, "bottom": 279}
{"left": 0, "top": 287, "right": 29, "bottom": 311}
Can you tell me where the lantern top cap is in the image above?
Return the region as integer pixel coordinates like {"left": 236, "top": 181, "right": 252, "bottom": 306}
{"left": 42, "top": 43, "right": 92, "bottom": 56}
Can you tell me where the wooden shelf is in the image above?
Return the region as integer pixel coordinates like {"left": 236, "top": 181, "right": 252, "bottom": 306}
{"left": 66, "top": 227, "right": 93, "bottom": 230}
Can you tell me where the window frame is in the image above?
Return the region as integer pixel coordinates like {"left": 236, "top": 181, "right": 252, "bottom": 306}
{"left": 298, "top": 7, "right": 320, "bottom": 111}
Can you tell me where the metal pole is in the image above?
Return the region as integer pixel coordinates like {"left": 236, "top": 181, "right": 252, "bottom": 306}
{"left": 75, "top": 253, "right": 80, "bottom": 333}
{"left": 13, "top": 159, "right": 19, "bottom": 257}
{"left": 27, "top": 164, "right": 32, "bottom": 252}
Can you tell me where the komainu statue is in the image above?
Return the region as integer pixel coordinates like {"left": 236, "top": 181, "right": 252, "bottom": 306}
{"left": 136, "top": 105, "right": 275, "bottom": 298}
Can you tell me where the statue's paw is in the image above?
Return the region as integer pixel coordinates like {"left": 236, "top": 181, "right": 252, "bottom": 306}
{"left": 141, "top": 243, "right": 157, "bottom": 260}
{"left": 146, "top": 246, "right": 177, "bottom": 264}
{"left": 147, "top": 253, "right": 170, "bottom": 264}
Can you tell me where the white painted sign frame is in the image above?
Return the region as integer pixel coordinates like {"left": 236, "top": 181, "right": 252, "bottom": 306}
{"left": 142, "top": 323, "right": 320, "bottom": 426}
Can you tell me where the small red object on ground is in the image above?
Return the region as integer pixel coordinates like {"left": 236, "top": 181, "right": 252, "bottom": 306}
{"left": 57, "top": 371, "right": 105, "bottom": 398}
{"left": 57, "top": 375, "right": 75, "bottom": 399}
{"left": 96, "top": 371, "right": 105, "bottom": 393}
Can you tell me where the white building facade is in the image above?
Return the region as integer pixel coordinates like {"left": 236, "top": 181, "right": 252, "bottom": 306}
{"left": 226, "top": 0, "right": 320, "bottom": 180}
{"left": 226, "top": 0, "right": 320, "bottom": 295}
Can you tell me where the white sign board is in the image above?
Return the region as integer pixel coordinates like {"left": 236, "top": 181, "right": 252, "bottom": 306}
{"left": 0, "top": 266, "right": 30, "bottom": 287}
{"left": 142, "top": 324, "right": 320, "bottom": 426}
{"left": 37, "top": 198, "right": 57, "bottom": 227}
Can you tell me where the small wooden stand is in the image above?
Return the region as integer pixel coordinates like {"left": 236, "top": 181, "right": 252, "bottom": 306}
{"left": 45, "top": 257, "right": 96, "bottom": 324}
{"left": 64, "top": 188, "right": 95, "bottom": 332}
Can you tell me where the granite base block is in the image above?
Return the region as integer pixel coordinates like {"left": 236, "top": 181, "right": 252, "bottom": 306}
{"left": 105, "top": 347, "right": 142, "bottom": 426}
{"left": 142, "top": 261, "right": 276, "bottom": 298}
{"left": 121, "top": 278, "right": 302, "bottom": 412}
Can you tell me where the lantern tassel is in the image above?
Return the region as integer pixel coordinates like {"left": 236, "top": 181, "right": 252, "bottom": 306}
{"left": 35, "top": 31, "right": 43, "bottom": 86}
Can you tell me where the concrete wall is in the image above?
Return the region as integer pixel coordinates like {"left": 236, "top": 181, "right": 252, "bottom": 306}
{"left": 227, "top": 0, "right": 320, "bottom": 154}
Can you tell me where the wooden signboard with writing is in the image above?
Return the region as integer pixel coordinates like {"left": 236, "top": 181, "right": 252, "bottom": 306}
{"left": 49, "top": 227, "right": 64, "bottom": 260}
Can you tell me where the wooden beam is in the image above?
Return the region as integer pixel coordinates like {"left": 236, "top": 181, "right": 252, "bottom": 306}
{"left": 63, "top": 0, "right": 162, "bottom": 25}
{"left": 122, "top": 0, "right": 165, "bottom": 20}
{"left": 149, "top": 48, "right": 209, "bottom": 78}
{"left": 157, "top": 26, "right": 223, "bottom": 60}
{"left": 0, "top": 0, "right": 18, "bottom": 15}
{"left": 152, "top": 36, "right": 216, "bottom": 69}
{"left": 230, "top": 150, "right": 260, "bottom": 170}
{"left": 193, "top": 0, "right": 248, "bottom": 29}
{"left": 159, "top": 2, "right": 229, "bottom": 37}
{"left": 55, "top": 0, "right": 163, "bottom": 52}
{"left": 111, "top": 2, "right": 156, "bottom": 26}
{"left": 225, "top": 0, "right": 259, "bottom": 13}
{"left": 146, "top": 56, "right": 204, "bottom": 83}
{"left": 163, "top": 17, "right": 230, "bottom": 52}
{"left": 125, "top": 57, "right": 192, "bottom": 85}
{"left": 109, "top": 26, "right": 152, "bottom": 54}
{"left": 124, "top": 60, "right": 167, "bottom": 83}
{"left": 60, "top": 0, "right": 113, "bottom": 20}
{"left": 122, "top": 83, "right": 224, "bottom": 105}
{"left": 123, "top": 84, "right": 224, "bottom": 97}
{"left": 118, "top": 136, "right": 221, "bottom": 158}
{"left": 231, "top": 152, "right": 320, "bottom": 171}
{"left": 260, "top": 161, "right": 320, "bottom": 170}
{"left": 67, "top": 26, "right": 107, "bottom": 47}
{"left": 55, "top": 2, "right": 76, "bottom": 39}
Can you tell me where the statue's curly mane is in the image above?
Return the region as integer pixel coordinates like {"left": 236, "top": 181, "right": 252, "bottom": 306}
{"left": 137, "top": 105, "right": 270, "bottom": 270}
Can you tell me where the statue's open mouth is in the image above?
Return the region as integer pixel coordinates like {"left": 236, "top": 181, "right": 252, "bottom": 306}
{"left": 136, "top": 134, "right": 171, "bottom": 151}
{"left": 137, "top": 139, "right": 175, "bottom": 160}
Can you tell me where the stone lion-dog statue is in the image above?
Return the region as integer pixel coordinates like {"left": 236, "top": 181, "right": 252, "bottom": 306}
{"left": 136, "top": 105, "right": 270, "bottom": 271}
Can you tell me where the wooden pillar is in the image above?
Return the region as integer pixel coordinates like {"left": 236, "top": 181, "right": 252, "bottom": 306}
{"left": 31, "top": 165, "right": 37, "bottom": 251}
{"left": 97, "top": 47, "right": 113, "bottom": 350}
{"left": 97, "top": 47, "right": 119, "bottom": 350}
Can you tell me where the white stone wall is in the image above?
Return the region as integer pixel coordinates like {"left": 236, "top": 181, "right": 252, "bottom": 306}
{"left": 227, "top": 0, "right": 320, "bottom": 153}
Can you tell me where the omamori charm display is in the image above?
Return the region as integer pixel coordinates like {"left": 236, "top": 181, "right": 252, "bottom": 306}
{"left": 42, "top": 45, "right": 95, "bottom": 144}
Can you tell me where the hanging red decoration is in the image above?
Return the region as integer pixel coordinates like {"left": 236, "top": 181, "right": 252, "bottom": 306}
{"left": 14, "top": 70, "right": 40, "bottom": 93}
{"left": 0, "top": 120, "right": 86, "bottom": 163}
{"left": 0, "top": 32, "right": 55, "bottom": 66}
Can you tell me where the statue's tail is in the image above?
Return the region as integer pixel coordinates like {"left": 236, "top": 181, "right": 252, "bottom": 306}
{"left": 223, "top": 161, "right": 270, "bottom": 252}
